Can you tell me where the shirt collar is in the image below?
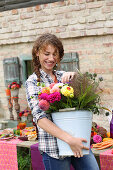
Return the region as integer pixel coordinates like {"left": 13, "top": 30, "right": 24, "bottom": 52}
{"left": 40, "top": 69, "right": 48, "bottom": 78}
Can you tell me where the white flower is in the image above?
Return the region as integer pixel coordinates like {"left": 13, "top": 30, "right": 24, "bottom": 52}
{"left": 54, "top": 83, "right": 64, "bottom": 88}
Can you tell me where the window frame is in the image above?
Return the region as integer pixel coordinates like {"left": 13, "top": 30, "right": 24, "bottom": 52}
{"left": 20, "top": 54, "right": 32, "bottom": 85}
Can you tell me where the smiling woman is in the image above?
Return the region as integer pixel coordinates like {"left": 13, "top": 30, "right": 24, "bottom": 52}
{"left": 25, "top": 33, "right": 100, "bottom": 170}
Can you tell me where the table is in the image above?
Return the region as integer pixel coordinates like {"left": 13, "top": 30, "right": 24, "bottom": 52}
{"left": 17, "top": 140, "right": 38, "bottom": 148}
{"left": 0, "top": 139, "right": 110, "bottom": 170}
{"left": 17, "top": 140, "right": 45, "bottom": 170}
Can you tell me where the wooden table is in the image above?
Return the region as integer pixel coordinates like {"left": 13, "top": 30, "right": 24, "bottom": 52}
{"left": 17, "top": 140, "right": 38, "bottom": 148}
{"left": 17, "top": 140, "right": 107, "bottom": 156}
{"left": 91, "top": 148, "right": 108, "bottom": 156}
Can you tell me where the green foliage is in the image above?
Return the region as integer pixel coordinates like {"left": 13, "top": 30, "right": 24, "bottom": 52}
{"left": 69, "top": 71, "right": 104, "bottom": 114}
{"left": 17, "top": 147, "right": 31, "bottom": 170}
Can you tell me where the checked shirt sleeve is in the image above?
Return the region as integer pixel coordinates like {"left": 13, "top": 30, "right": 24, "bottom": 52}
{"left": 25, "top": 78, "right": 47, "bottom": 124}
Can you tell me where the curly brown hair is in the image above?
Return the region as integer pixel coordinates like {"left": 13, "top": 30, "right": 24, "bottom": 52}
{"left": 32, "top": 33, "right": 64, "bottom": 81}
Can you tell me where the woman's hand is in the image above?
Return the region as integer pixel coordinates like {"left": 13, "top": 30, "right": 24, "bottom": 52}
{"left": 61, "top": 72, "right": 77, "bottom": 83}
{"left": 67, "top": 137, "right": 89, "bottom": 158}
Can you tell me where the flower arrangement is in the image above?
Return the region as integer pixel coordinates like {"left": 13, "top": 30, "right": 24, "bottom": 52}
{"left": 19, "top": 109, "right": 31, "bottom": 118}
{"left": 8, "top": 81, "right": 21, "bottom": 90}
{"left": 36, "top": 82, "right": 75, "bottom": 113}
{"left": 91, "top": 122, "right": 110, "bottom": 144}
{"left": 18, "top": 108, "right": 32, "bottom": 130}
{"left": 32, "top": 71, "right": 110, "bottom": 114}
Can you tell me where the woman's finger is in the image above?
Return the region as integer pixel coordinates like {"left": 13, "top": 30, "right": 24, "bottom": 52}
{"left": 76, "top": 152, "right": 81, "bottom": 158}
{"left": 62, "top": 72, "right": 77, "bottom": 83}
{"left": 74, "top": 152, "right": 78, "bottom": 157}
{"left": 80, "top": 150, "right": 83, "bottom": 157}
{"left": 81, "top": 138, "right": 87, "bottom": 143}
{"left": 62, "top": 75, "right": 70, "bottom": 83}
{"left": 83, "top": 146, "right": 89, "bottom": 150}
{"left": 74, "top": 151, "right": 82, "bottom": 158}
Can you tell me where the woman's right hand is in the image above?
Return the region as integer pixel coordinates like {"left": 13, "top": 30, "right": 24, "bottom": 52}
{"left": 68, "top": 137, "right": 89, "bottom": 158}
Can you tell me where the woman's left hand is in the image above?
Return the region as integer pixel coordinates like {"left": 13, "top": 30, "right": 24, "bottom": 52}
{"left": 61, "top": 72, "right": 77, "bottom": 83}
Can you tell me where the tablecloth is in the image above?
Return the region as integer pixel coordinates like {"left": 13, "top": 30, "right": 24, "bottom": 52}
{"left": 30, "top": 143, "right": 45, "bottom": 170}
{"left": 100, "top": 149, "right": 113, "bottom": 170}
{"left": 0, "top": 139, "right": 22, "bottom": 170}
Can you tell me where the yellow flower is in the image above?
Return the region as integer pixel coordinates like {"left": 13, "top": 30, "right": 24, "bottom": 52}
{"left": 61, "top": 85, "right": 74, "bottom": 97}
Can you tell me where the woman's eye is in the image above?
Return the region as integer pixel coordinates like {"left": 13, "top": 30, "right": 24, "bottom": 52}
{"left": 45, "top": 53, "right": 49, "bottom": 56}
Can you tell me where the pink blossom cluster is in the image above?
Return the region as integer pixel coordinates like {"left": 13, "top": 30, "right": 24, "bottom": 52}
{"left": 38, "top": 83, "right": 62, "bottom": 111}
{"left": 39, "top": 100, "right": 50, "bottom": 111}
{"left": 48, "top": 92, "right": 61, "bottom": 103}
{"left": 93, "top": 134, "right": 102, "bottom": 143}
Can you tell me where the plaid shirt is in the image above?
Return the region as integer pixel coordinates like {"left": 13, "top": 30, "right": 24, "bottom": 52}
{"left": 25, "top": 69, "right": 65, "bottom": 159}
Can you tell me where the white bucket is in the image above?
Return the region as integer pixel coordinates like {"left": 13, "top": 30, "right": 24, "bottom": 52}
{"left": 52, "top": 110, "right": 93, "bottom": 156}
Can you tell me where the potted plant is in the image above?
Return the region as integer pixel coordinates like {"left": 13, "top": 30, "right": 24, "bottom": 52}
{"left": 32, "top": 71, "right": 111, "bottom": 156}
{"left": 7, "top": 81, "right": 21, "bottom": 97}
{"left": 18, "top": 108, "right": 32, "bottom": 130}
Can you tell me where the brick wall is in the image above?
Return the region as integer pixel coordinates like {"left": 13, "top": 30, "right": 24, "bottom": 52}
{"left": 0, "top": 0, "right": 113, "bottom": 130}
{"left": 0, "top": 0, "right": 113, "bottom": 44}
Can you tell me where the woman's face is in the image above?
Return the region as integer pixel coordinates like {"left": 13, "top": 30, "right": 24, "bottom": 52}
{"left": 38, "top": 44, "right": 59, "bottom": 74}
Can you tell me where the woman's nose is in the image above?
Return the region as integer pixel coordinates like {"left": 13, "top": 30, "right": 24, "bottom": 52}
{"left": 49, "top": 54, "right": 54, "bottom": 60}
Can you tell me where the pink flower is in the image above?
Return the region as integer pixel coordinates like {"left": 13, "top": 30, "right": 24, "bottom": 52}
{"left": 93, "top": 135, "right": 102, "bottom": 143}
{"left": 48, "top": 92, "right": 61, "bottom": 103}
{"left": 50, "top": 86, "right": 60, "bottom": 93}
{"left": 49, "top": 83, "right": 56, "bottom": 89}
{"left": 40, "top": 93, "right": 49, "bottom": 101}
{"left": 96, "top": 125, "right": 100, "bottom": 129}
{"left": 11, "top": 84, "right": 17, "bottom": 89}
{"left": 23, "top": 113, "right": 28, "bottom": 117}
{"left": 39, "top": 99, "right": 50, "bottom": 111}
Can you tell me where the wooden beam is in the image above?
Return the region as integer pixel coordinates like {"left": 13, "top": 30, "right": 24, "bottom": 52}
{"left": 0, "top": 0, "right": 63, "bottom": 12}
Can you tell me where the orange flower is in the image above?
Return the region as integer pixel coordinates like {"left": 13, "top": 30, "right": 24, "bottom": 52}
{"left": 94, "top": 132, "right": 97, "bottom": 135}
{"left": 41, "top": 87, "right": 50, "bottom": 94}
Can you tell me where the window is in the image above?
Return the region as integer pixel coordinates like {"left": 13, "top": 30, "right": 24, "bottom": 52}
{"left": 20, "top": 55, "right": 32, "bottom": 84}
{"left": 3, "top": 57, "right": 20, "bottom": 87}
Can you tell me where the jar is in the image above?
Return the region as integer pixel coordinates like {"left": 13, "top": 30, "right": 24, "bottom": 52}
{"left": 18, "top": 116, "right": 27, "bottom": 130}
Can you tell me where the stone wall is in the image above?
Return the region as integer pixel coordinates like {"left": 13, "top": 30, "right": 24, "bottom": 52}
{"left": 0, "top": 0, "right": 113, "bottom": 130}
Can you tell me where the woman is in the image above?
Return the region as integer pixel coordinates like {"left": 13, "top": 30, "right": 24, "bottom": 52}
{"left": 25, "top": 33, "right": 99, "bottom": 170}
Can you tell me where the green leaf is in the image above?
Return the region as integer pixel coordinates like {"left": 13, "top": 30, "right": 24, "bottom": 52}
{"left": 78, "top": 84, "right": 94, "bottom": 109}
